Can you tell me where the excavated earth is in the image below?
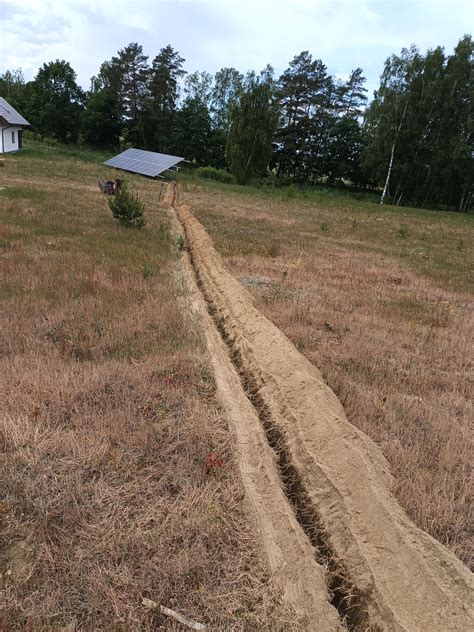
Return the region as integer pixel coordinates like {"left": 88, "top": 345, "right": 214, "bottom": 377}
{"left": 164, "top": 184, "right": 473, "bottom": 631}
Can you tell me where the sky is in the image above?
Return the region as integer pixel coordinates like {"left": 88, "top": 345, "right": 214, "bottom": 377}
{"left": 0, "top": 0, "right": 472, "bottom": 98}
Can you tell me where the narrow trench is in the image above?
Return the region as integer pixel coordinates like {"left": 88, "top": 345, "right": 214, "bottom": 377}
{"left": 182, "top": 232, "right": 373, "bottom": 631}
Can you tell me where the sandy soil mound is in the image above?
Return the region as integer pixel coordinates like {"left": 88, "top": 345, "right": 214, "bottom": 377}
{"left": 171, "top": 193, "right": 473, "bottom": 631}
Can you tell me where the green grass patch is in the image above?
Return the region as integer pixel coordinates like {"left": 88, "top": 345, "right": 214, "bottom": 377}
{"left": 0, "top": 185, "right": 49, "bottom": 202}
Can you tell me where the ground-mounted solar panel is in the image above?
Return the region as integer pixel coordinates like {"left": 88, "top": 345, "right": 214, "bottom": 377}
{"left": 104, "top": 148, "right": 184, "bottom": 178}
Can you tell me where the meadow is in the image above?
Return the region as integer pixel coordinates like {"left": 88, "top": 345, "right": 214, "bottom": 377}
{"left": 0, "top": 147, "right": 296, "bottom": 630}
{"left": 181, "top": 176, "right": 473, "bottom": 569}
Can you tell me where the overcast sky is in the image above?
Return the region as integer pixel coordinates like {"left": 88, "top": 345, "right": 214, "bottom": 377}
{"left": 1, "top": 0, "right": 472, "bottom": 98}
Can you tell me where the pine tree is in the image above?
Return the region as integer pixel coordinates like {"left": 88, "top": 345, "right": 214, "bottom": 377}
{"left": 275, "top": 51, "right": 334, "bottom": 182}
{"left": 95, "top": 43, "right": 149, "bottom": 146}
{"left": 339, "top": 68, "right": 368, "bottom": 117}
{"left": 146, "top": 45, "right": 186, "bottom": 152}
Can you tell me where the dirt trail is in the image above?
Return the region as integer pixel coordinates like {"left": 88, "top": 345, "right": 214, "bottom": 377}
{"left": 166, "top": 185, "right": 473, "bottom": 631}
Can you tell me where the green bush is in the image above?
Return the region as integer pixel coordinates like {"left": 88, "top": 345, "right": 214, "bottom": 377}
{"left": 196, "top": 166, "right": 234, "bottom": 184}
{"left": 108, "top": 186, "right": 145, "bottom": 228}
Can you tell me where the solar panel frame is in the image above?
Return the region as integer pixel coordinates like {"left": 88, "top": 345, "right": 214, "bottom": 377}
{"left": 104, "top": 148, "right": 184, "bottom": 178}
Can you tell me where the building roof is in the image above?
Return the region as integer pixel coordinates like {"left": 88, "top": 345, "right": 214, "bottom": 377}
{"left": 0, "top": 97, "right": 30, "bottom": 126}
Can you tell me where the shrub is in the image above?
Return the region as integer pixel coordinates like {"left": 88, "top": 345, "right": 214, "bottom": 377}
{"left": 280, "top": 184, "right": 299, "bottom": 200}
{"left": 108, "top": 186, "right": 145, "bottom": 228}
{"left": 196, "top": 166, "right": 234, "bottom": 184}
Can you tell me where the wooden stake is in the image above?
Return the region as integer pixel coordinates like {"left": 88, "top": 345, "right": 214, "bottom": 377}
{"left": 142, "top": 598, "right": 206, "bottom": 630}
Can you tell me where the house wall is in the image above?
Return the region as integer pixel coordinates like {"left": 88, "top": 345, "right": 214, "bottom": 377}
{"left": 0, "top": 126, "right": 22, "bottom": 153}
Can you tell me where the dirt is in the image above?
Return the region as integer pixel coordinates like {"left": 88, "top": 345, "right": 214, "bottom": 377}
{"left": 165, "top": 185, "right": 473, "bottom": 631}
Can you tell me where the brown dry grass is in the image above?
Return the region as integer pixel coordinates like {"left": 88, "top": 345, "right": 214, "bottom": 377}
{"left": 181, "top": 178, "right": 473, "bottom": 570}
{"left": 0, "top": 149, "right": 299, "bottom": 631}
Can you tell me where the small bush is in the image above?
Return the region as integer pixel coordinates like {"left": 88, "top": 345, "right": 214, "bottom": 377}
{"left": 280, "top": 184, "right": 300, "bottom": 200}
{"left": 196, "top": 166, "right": 234, "bottom": 184}
{"left": 108, "top": 186, "right": 145, "bottom": 228}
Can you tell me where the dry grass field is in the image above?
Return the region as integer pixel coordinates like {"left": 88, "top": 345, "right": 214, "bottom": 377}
{"left": 0, "top": 147, "right": 297, "bottom": 631}
{"left": 181, "top": 178, "right": 473, "bottom": 570}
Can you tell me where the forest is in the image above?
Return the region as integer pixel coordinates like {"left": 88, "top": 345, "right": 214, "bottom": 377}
{"left": 0, "top": 35, "right": 472, "bottom": 212}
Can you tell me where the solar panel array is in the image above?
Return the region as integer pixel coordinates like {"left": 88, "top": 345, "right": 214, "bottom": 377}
{"left": 104, "top": 148, "right": 184, "bottom": 177}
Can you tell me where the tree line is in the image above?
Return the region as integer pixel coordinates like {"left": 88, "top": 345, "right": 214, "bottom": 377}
{"left": 0, "top": 35, "right": 472, "bottom": 211}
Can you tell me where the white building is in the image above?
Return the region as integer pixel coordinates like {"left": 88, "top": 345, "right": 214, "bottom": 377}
{"left": 0, "top": 97, "right": 30, "bottom": 153}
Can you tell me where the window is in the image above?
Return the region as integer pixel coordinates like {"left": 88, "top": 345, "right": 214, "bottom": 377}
{"left": 11, "top": 131, "right": 16, "bottom": 144}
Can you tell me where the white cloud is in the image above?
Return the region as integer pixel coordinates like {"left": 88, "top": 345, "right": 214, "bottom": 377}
{"left": 0, "top": 0, "right": 472, "bottom": 96}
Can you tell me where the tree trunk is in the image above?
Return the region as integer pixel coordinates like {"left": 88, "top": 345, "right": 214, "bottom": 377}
{"left": 380, "top": 100, "right": 408, "bottom": 205}
{"left": 380, "top": 140, "right": 396, "bottom": 205}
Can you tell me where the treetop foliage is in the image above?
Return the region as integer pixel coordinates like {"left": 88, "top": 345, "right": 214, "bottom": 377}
{"left": 1, "top": 35, "right": 472, "bottom": 211}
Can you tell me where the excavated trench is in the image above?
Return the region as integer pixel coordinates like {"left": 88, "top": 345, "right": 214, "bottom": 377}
{"left": 166, "top": 186, "right": 474, "bottom": 632}
{"left": 202, "top": 276, "right": 365, "bottom": 630}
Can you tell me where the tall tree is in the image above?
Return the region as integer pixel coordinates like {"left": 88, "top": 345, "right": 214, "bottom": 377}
{"left": 145, "top": 45, "right": 186, "bottom": 152}
{"left": 363, "top": 45, "right": 420, "bottom": 204}
{"left": 0, "top": 69, "right": 25, "bottom": 102}
{"left": 211, "top": 67, "right": 243, "bottom": 133}
{"left": 184, "top": 71, "right": 213, "bottom": 103}
{"left": 432, "top": 35, "right": 473, "bottom": 211}
{"left": 171, "top": 96, "right": 214, "bottom": 164}
{"left": 363, "top": 37, "right": 473, "bottom": 210}
{"left": 326, "top": 115, "right": 368, "bottom": 185}
{"left": 339, "top": 68, "right": 368, "bottom": 117}
{"left": 94, "top": 43, "right": 149, "bottom": 145}
{"left": 0, "top": 69, "right": 33, "bottom": 120}
{"left": 30, "top": 60, "right": 84, "bottom": 143}
{"left": 226, "top": 75, "right": 278, "bottom": 184}
{"left": 208, "top": 67, "right": 244, "bottom": 166}
{"left": 275, "top": 51, "right": 335, "bottom": 182}
{"left": 81, "top": 89, "right": 121, "bottom": 149}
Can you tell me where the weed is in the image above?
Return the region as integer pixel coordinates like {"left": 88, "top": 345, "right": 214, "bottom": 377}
{"left": 141, "top": 262, "right": 153, "bottom": 278}
{"left": 398, "top": 225, "right": 410, "bottom": 238}
{"left": 176, "top": 234, "right": 187, "bottom": 251}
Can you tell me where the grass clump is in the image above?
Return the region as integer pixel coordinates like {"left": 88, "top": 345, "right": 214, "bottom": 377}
{"left": 176, "top": 234, "right": 187, "bottom": 251}
{"left": 108, "top": 186, "right": 145, "bottom": 228}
